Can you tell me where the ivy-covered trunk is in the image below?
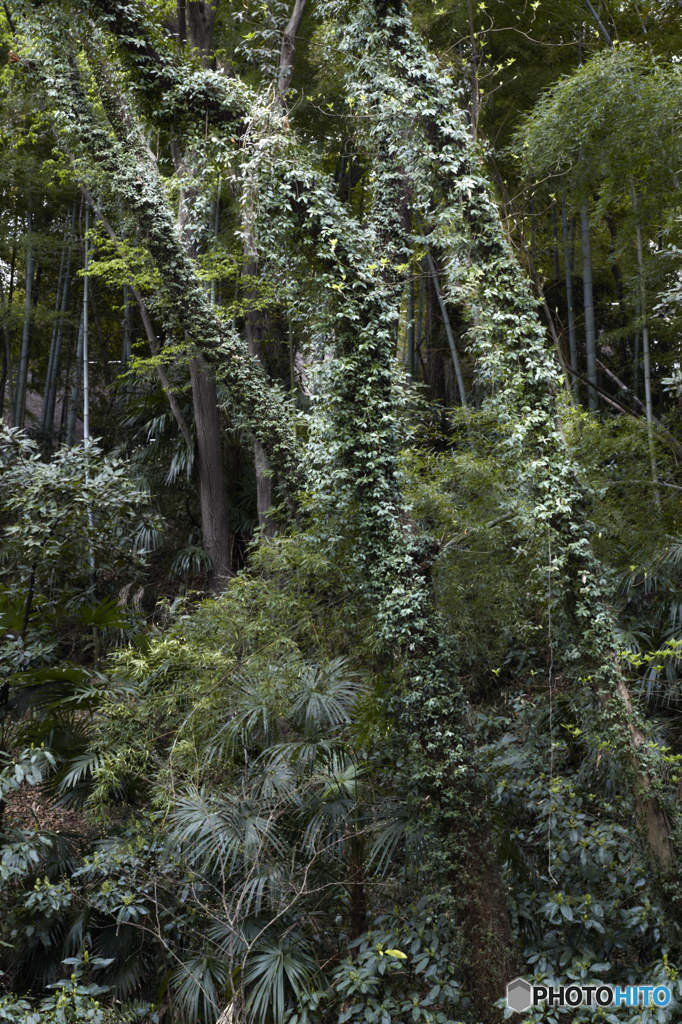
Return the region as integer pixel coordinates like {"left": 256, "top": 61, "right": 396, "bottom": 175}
{"left": 317, "top": 0, "right": 678, "bottom": 1007}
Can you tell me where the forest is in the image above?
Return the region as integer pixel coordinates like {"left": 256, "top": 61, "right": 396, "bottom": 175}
{"left": 0, "top": 0, "right": 680, "bottom": 1022}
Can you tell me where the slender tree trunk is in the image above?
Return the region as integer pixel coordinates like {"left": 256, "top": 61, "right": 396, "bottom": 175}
{"left": 190, "top": 356, "right": 232, "bottom": 584}
{"left": 41, "top": 250, "right": 66, "bottom": 439}
{"left": 88, "top": 282, "right": 111, "bottom": 387}
{"left": 82, "top": 204, "right": 91, "bottom": 445}
{"left": 82, "top": 206, "right": 97, "bottom": 604}
{"left": 0, "top": 276, "right": 11, "bottom": 421}
{"left": 253, "top": 441, "right": 274, "bottom": 538}
{"left": 66, "top": 309, "right": 84, "bottom": 446}
{"left": 59, "top": 322, "right": 75, "bottom": 443}
{"left": 633, "top": 305, "right": 640, "bottom": 402}
{"left": 580, "top": 199, "right": 598, "bottom": 411}
{"left": 13, "top": 214, "right": 35, "bottom": 428}
{"left": 20, "top": 564, "right": 36, "bottom": 640}
{"left": 210, "top": 182, "right": 221, "bottom": 307}
{"left": 561, "top": 197, "right": 578, "bottom": 400}
{"left": 466, "top": 0, "right": 479, "bottom": 140}
{"left": 244, "top": 256, "right": 275, "bottom": 538}
{"left": 583, "top": 0, "right": 614, "bottom": 45}
{"left": 406, "top": 271, "right": 415, "bottom": 376}
{"left": 629, "top": 179, "right": 660, "bottom": 508}
{"left": 551, "top": 201, "right": 560, "bottom": 282}
{"left": 42, "top": 204, "right": 76, "bottom": 442}
{"left": 122, "top": 283, "right": 132, "bottom": 366}
{"left": 1, "top": 225, "right": 18, "bottom": 420}
{"left": 136, "top": 292, "right": 192, "bottom": 449}
{"left": 188, "top": 177, "right": 234, "bottom": 583}
{"left": 415, "top": 256, "right": 426, "bottom": 378}
{"left": 426, "top": 250, "right": 467, "bottom": 406}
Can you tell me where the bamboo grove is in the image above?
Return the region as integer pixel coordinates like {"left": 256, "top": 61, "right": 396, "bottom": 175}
{"left": 0, "top": 2, "right": 680, "bottom": 1023}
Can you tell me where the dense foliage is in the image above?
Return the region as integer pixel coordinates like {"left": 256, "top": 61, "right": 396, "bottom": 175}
{"left": 0, "top": 1, "right": 680, "bottom": 1023}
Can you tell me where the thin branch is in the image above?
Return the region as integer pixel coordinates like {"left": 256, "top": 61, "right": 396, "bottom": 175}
{"left": 583, "top": 0, "right": 614, "bottom": 47}
{"left": 3, "top": 1, "right": 16, "bottom": 34}
{"left": 596, "top": 357, "right": 682, "bottom": 458}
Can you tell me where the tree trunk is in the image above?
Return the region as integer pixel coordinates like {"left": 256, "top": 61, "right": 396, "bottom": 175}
{"left": 190, "top": 355, "right": 232, "bottom": 586}
{"left": 633, "top": 310, "right": 640, "bottom": 402}
{"left": 0, "top": 221, "right": 18, "bottom": 420}
{"left": 13, "top": 216, "right": 35, "bottom": 428}
{"left": 0, "top": 275, "right": 12, "bottom": 421}
{"left": 244, "top": 257, "right": 276, "bottom": 538}
{"left": 176, "top": 0, "right": 186, "bottom": 44}
{"left": 66, "top": 309, "right": 84, "bottom": 446}
{"left": 561, "top": 197, "right": 578, "bottom": 400}
{"left": 583, "top": 0, "right": 614, "bottom": 46}
{"left": 466, "top": 0, "right": 479, "bottom": 140}
{"left": 169, "top": 97, "right": 236, "bottom": 584}
{"left": 415, "top": 256, "right": 426, "bottom": 378}
{"left": 41, "top": 204, "right": 76, "bottom": 442}
{"left": 426, "top": 250, "right": 467, "bottom": 406}
{"left": 277, "top": 0, "right": 307, "bottom": 101}
{"left": 185, "top": 0, "right": 215, "bottom": 55}
{"left": 629, "top": 179, "right": 660, "bottom": 508}
{"left": 580, "top": 199, "right": 598, "bottom": 411}
{"left": 121, "top": 282, "right": 132, "bottom": 366}
{"left": 551, "top": 201, "right": 560, "bottom": 282}
{"left": 82, "top": 204, "right": 91, "bottom": 445}
{"left": 406, "top": 271, "right": 415, "bottom": 376}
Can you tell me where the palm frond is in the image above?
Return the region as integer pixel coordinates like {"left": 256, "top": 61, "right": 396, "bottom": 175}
{"left": 291, "top": 659, "right": 362, "bottom": 735}
{"left": 57, "top": 750, "right": 103, "bottom": 797}
{"left": 244, "top": 938, "right": 315, "bottom": 1024}
{"left": 170, "top": 954, "right": 229, "bottom": 1024}
{"left": 171, "top": 788, "right": 243, "bottom": 875}
{"left": 171, "top": 789, "right": 286, "bottom": 875}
